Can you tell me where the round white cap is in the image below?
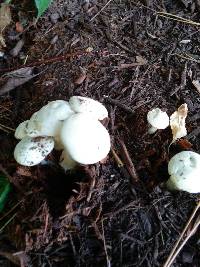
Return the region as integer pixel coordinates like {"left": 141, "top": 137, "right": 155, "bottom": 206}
{"left": 26, "top": 100, "right": 74, "bottom": 137}
{"left": 147, "top": 108, "right": 169, "bottom": 129}
{"left": 69, "top": 96, "right": 108, "bottom": 120}
{"left": 60, "top": 113, "right": 110, "bottom": 165}
{"left": 168, "top": 151, "right": 200, "bottom": 193}
{"left": 14, "top": 136, "right": 54, "bottom": 166}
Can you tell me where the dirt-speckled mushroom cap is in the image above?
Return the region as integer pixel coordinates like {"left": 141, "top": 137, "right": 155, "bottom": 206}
{"left": 69, "top": 96, "right": 108, "bottom": 120}
{"left": 60, "top": 113, "right": 110, "bottom": 165}
{"left": 167, "top": 151, "right": 200, "bottom": 193}
{"left": 147, "top": 108, "right": 169, "bottom": 129}
{"left": 14, "top": 136, "right": 54, "bottom": 166}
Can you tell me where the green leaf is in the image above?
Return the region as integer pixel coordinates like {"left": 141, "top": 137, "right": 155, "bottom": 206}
{"left": 0, "top": 175, "right": 11, "bottom": 212}
{"left": 35, "top": 0, "right": 52, "bottom": 18}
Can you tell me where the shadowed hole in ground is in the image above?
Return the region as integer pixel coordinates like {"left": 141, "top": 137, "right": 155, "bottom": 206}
{"left": 38, "top": 163, "right": 90, "bottom": 218}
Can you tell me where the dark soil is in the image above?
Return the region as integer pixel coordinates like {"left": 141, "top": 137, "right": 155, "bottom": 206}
{"left": 0, "top": 0, "right": 200, "bottom": 266}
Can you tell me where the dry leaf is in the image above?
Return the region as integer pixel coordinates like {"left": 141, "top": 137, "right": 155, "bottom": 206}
{"left": 0, "top": 3, "right": 12, "bottom": 47}
{"left": 0, "top": 67, "right": 36, "bottom": 95}
{"left": 170, "top": 103, "right": 188, "bottom": 143}
{"left": 177, "top": 139, "right": 193, "bottom": 149}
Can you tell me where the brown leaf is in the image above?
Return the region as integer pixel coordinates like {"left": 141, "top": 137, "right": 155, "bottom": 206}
{"left": 170, "top": 103, "right": 188, "bottom": 143}
{"left": 177, "top": 139, "right": 193, "bottom": 149}
{"left": 0, "top": 3, "right": 12, "bottom": 47}
{"left": 0, "top": 67, "right": 37, "bottom": 95}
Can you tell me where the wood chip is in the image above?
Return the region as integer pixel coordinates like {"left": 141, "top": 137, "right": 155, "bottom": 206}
{"left": 192, "top": 80, "right": 200, "bottom": 94}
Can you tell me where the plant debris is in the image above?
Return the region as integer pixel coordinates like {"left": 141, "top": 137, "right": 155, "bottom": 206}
{"left": 0, "top": 3, "right": 11, "bottom": 48}
{"left": 0, "top": 0, "right": 200, "bottom": 266}
{"left": 0, "top": 67, "right": 36, "bottom": 95}
{"left": 170, "top": 104, "right": 188, "bottom": 144}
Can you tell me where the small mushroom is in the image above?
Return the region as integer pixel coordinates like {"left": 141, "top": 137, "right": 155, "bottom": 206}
{"left": 147, "top": 108, "right": 169, "bottom": 134}
{"left": 167, "top": 151, "right": 200, "bottom": 193}
{"left": 69, "top": 96, "right": 108, "bottom": 120}
{"left": 60, "top": 113, "right": 110, "bottom": 169}
{"left": 14, "top": 136, "right": 54, "bottom": 166}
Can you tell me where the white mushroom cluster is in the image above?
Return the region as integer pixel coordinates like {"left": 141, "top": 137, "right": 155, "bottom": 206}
{"left": 14, "top": 96, "right": 111, "bottom": 170}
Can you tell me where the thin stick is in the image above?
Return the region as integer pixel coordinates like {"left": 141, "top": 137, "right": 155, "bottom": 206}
{"left": 167, "top": 215, "right": 200, "bottom": 267}
{"left": 157, "top": 12, "right": 200, "bottom": 26}
{"left": 0, "top": 199, "right": 23, "bottom": 222}
{"left": 117, "top": 138, "right": 139, "bottom": 183}
{"left": 163, "top": 200, "right": 200, "bottom": 267}
{"left": 0, "top": 212, "right": 17, "bottom": 233}
{"left": 0, "top": 123, "right": 15, "bottom": 132}
{"left": 175, "top": 53, "right": 200, "bottom": 63}
{"left": 90, "top": 0, "right": 113, "bottom": 21}
{"left": 0, "top": 50, "right": 91, "bottom": 73}
{"left": 111, "top": 148, "right": 124, "bottom": 168}
{"left": 101, "top": 219, "right": 111, "bottom": 267}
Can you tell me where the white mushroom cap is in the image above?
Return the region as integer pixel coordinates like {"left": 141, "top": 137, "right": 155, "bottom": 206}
{"left": 14, "top": 136, "right": 54, "bottom": 166}
{"left": 60, "top": 113, "right": 110, "bottom": 165}
{"left": 167, "top": 151, "right": 200, "bottom": 193}
{"left": 24, "top": 100, "right": 74, "bottom": 137}
{"left": 147, "top": 108, "right": 169, "bottom": 134}
{"left": 69, "top": 96, "right": 108, "bottom": 120}
{"left": 59, "top": 150, "right": 77, "bottom": 171}
{"left": 15, "top": 120, "right": 29, "bottom": 139}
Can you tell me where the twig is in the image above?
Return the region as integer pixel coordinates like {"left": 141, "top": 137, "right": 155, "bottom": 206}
{"left": 0, "top": 199, "right": 23, "bottom": 222}
{"left": 0, "top": 123, "right": 15, "bottom": 132}
{"left": 87, "top": 175, "right": 96, "bottom": 202}
{"left": 0, "top": 212, "right": 17, "bottom": 233}
{"left": 174, "top": 53, "right": 200, "bottom": 63}
{"left": 163, "top": 200, "right": 200, "bottom": 267}
{"left": 117, "top": 138, "right": 139, "bottom": 183}
{"left": 157, "top": 12, "right": 200, "bottom": 26}
{"left": 101, "top": 219, "right": 111, "bottom": 267}
{"left": 90, "top": 0, "right": 113, "bottom": 21}
{"left": 111, "top": 148, "right": 124, "bottom": 168}
{"left": 0, "top": 50, "right": 91, "bottom": 73}
{"left": 167, "top": 216, "right": 200, "bottom": 267}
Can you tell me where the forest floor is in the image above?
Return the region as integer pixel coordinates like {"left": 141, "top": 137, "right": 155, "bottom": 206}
{"left": 0, "top": 0, "right": 200, "bottom": 266}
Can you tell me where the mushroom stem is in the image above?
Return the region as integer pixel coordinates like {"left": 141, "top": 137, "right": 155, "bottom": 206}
{"left": 166, "top": 178, "right": 177, "bottom": 191}
{"left": 59, "top": 150, "right": 77, "bottom": 171}
{"left": 148, "top": 125, "right": 157, "bottom": 134}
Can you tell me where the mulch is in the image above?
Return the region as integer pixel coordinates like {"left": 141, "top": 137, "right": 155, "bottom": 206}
{"left": 0, "top": 0, "right": 200, "bottom": 266}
